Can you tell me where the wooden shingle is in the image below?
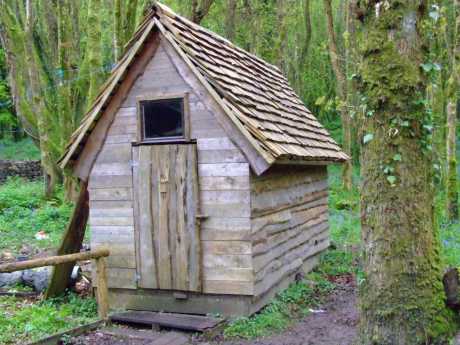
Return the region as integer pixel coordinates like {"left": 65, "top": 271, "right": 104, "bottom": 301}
{"left": 59, "top": 2, "right": 347, "bottom": 173}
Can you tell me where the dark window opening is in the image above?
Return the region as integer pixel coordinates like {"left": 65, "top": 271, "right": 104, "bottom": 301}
{"left": 141, "top": 98, "right": 184, "bottom": 140}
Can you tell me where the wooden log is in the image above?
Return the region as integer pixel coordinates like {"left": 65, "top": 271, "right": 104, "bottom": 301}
{"left": 0, "top": 248, "right": 110, "bottom": 273}
{"left": 443, "top": 268, "right": 460, "bottom": 310}
{"left": 45, "top": 181, "right": 89, "bottom": 298}
{"left": 96, "top": 257, "right": 109, "bottom": 319}
{"left": 27, "top": 320, "right": 104, "bottom": 345}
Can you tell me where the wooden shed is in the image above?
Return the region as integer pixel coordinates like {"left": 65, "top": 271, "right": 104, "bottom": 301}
{"left": 59, "top": 3, "right": 348, "bottom": 316}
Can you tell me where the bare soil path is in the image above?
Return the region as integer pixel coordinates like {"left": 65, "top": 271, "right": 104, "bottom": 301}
{"left": 199, "top": 283, "right": 358, "bottom": 345}
{"left": 70, "top": 283, "right": 358, "bottom": 345}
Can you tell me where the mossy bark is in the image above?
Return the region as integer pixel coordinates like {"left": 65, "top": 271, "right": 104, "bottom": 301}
{"left": 357, "top": 2, "right": 455, "bottom": 344}
{"left": 324, "top": 0, "right": 353, "bottom": 191}
{"left": 86, "top": 0, "right": 103, "bottom": 103}
{"left": 446, "top": 0, "right": 459, "bottom": 221}
{"left": 446, "top": 100, "right": 458, "bottom": 221}
{"left": 114, "top": 0, "right": 122, "bottom": 61}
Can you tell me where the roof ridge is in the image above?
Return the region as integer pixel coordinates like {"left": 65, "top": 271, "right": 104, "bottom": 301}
{"left": 153, "top": 2, "right": 283, "bottom": 76}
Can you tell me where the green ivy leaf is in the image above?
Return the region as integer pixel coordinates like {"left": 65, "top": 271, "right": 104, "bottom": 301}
{"left": 387, "top": 175, "right": 397, "bottom": 185}
{"left": 393, "top": 154, "right": 402, "bottom": 161}
{"left": 421, "top": 63, "right": 433, "bottom": 72}
{"left": 363, "top": 133, "right": 374, "bottom": 145}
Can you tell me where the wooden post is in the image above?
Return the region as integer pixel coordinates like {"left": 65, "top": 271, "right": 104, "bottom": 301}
{"left": 96, "top": 256, "right": 109, "bottom": 320}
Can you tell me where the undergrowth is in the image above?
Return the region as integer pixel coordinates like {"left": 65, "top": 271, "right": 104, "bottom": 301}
{"left": 0, "top": 293, "right": 97, "bottom": 344}
{"left": 0, "top": 138, "right": 40, "bottom": 161}
{"left": 0, "top": 177, "right": 72, "bottom": 254}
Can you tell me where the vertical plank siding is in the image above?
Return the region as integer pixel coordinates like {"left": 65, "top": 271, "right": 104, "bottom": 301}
{"left": 132, "top": 144, "right": 201, "bottom": 292}
{"left": 88, "top": 41, "right": 253, "bottom": 295}
{"left": 250, "top": 165, "right": 330, "bottom": 298}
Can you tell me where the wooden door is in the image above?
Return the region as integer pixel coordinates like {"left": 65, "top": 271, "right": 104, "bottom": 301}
{"left": 132, "top": 144, "right": 201, "bottom": 292}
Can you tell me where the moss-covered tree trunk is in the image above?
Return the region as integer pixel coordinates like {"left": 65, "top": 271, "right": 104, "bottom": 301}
{"left": 123, "top": 0, "right": 138, "bottom": 44}
{"left": 24, "top": 0, "right": 61, "bottom": 197}
{"left": 113, "top": 0, "right": 122, "bottom": 61}
{"left": 324, "top": 0, "right": 353, "bottom": 191}
{"left": 446, "top": 0, "right": 459, "bottom": 221}
{"left": 190, "top": 0, "right": 215, "bottom": 24}
{"left": 86, "top": 0, "right": 103, "bottom": 103}
{"left": 224, "top": 0, "right": 238, "bottom": 42}
{"left": 357, "top": 1, "right": 455, "bottom": 344}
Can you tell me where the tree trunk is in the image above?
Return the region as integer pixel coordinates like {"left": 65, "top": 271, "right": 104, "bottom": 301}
{"left": 24, "top": 0, "right": 60, "bottom": 197}
{"left": 190, "top": 0, "right": 215, "bottom": 24}
{"left": 86, "top": 0, "right": 103, "bottom": 103}
{"left": 113, "top": 0, "right": 122, "bottom": 61}
{"left": 274, "top": 0, "right": 288, "bottom": 72}
{"left": 45, "top": 180, "right": 89, "bottom": 298}
{"left": 123, "top": 0, "right": 138, "bottom": 44}
{"left": 446, "top": 100, "right": 458, "bottom": 221}
{"left": 446, "top": 0, "right": 459, "bottom": 221}
{"left": 324, "top": 0, "right": 353, "bottom": 191}
{"left": 224, "top": 0, "right": 237, "bottom": 41}
{"left": 357, "top": 2, "right": 455, "bottom": 344}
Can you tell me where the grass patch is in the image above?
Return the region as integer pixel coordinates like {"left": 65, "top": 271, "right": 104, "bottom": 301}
{"left": 440, "top": 221, "right": 460, "bottom": 267}
{"left": 328, "top": 165, "right": 361, "bottom": 247}
{"left": 223, "top": 249, "right": 352, "bottom": 339}
{"left": 0, "top": 293, "right": 97, "bottom": 344}
{"left": 0, "top": 138, "right": 40, "bottom": 161}
{"left": 0, "top": 177, "right": 73, "bottom": 254}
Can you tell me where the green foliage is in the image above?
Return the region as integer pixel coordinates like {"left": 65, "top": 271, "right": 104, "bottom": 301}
{"left": 0, "top": 293, "right": 97, "bottom": 344}
{"left": 224, "top": 276, "right": 320, "bottom": 339}
{"left": 0, "top": 46, "right": 15, "bottom": 131}
{"left": 317, "top": 249, "right": 355, "bottom": 278}
{"left": 0, "top": 178, "right": 72, "bottom": 253}
{"left": 0, "top": 138, "right": 40, "bottom": 160}
{"left": 328, "top": 165, "right": 361, "bottom": 246}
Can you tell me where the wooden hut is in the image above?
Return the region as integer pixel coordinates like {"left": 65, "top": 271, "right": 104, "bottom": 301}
{"left": 59, "top": 3, "right": 348, "bottom": 316}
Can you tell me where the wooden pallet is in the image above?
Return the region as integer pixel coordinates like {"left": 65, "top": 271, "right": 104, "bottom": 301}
{"left": 110, "top": 311, "right": 224, "bottom": 332}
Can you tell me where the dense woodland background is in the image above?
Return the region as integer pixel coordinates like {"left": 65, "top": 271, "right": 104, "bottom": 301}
{"left": 0, "top": 0, "right": 457, "bottom": 209}
{"left": 0, "top": 1, "right": 459, "bottom": 344}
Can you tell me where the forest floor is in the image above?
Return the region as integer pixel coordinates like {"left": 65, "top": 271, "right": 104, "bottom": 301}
{"left": 69, "top": 279, "right": 358, "bottom": 345}
{"left": 197, "top": 281, "right": 358, "bottom": 345}
{"left": 1, "top": 160, "right": 460, "bottom": 344}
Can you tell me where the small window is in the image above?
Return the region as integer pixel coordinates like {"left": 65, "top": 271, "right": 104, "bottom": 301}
{"left": 140, "top": 98, "right": 184, "bottom": 141}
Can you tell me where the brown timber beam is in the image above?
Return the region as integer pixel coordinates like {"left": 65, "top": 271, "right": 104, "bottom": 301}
{"left": 0, "top": 248, "right": 110, "bottom": 320}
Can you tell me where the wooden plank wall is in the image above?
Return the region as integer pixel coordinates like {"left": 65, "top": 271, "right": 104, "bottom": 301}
{"left": 89, "top": 41, "right": 253, "bottom": 294}
{"left": 250, "top": 165, "right": 330, "bottom": 298}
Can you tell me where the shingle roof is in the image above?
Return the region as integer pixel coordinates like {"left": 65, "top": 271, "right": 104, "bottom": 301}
{"left": 60, "top": 3, "right": 347, "bottom": 171}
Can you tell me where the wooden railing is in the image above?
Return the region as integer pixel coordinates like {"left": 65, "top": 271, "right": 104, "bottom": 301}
{"left": 0, "top": 248, "right": 110, "bottom": 319}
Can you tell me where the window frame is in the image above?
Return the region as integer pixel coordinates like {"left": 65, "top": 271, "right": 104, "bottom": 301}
{"left": 136, "top": 93, "right": 190, "bottom": 144}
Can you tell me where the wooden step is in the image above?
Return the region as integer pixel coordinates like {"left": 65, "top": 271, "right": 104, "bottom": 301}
{"left": 110, "top": 311, "right": 224, "bottom": 332}
{"left": 101, "top": 326, "right": 189, "bottom": 345}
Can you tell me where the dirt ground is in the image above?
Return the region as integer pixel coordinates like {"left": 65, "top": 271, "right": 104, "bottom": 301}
{"left": 202, "top": 283, "right": 358, "bottom": 345}
{"left": 71, "top": 282, "right": 358, "bottom": 345}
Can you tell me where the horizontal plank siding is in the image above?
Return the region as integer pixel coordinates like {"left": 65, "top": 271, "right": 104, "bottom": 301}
{"left": 250, "top": 165, "right": 330, "bottom": 299}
